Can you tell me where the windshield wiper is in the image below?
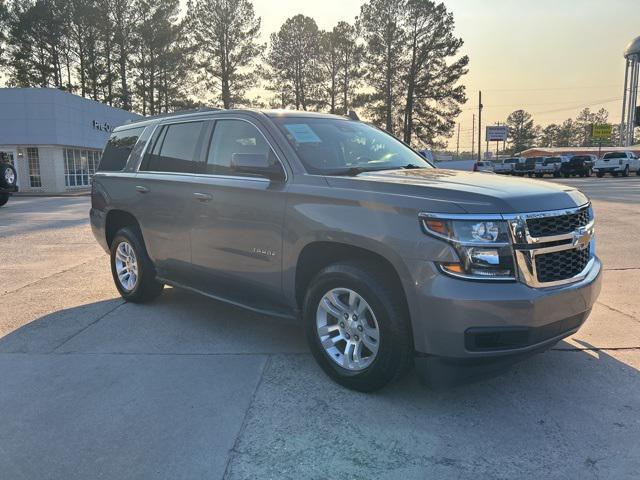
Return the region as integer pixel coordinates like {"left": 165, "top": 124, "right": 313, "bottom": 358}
{"left": 401, "top": 163, "right": 425, "bottom": 169}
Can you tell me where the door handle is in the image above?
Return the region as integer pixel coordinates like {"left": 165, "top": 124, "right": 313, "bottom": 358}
{"left": 135, "top": 185, "right": 150, "bottom": 193}
{"left": 193, "top": 192, "right": 213, "bottom": 202}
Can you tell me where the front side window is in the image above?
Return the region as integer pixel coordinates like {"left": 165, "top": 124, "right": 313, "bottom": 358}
{"left": 99, "top": 127, "right": 145, "bottom": 172}
{"left": 143, "top": 121, "right": 205, "bottom": 173}
{"left": 272, "top": 117, "right": 432, "bottom": 175}
{"left": 205, "top": 119, "right": 280, "bottom": 176}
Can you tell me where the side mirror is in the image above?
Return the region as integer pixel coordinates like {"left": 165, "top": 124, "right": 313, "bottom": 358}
{"left": 230, "top": 153, "right": 284, "bottom": 180}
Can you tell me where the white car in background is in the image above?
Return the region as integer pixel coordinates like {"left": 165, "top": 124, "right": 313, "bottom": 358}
{"left": 474, "top": 161, "right": 494, "bottom": 173}
{"left": 534, "top": 156, "right": 569, "bottom": 178}
{"left": 594, "top": 151, "right": 640, "bottom": 177}
{"left": 493, "top": 157, "right": 521, "bottom": 174}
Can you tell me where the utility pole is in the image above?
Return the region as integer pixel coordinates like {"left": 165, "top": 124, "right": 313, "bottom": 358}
{"left": 456, "top": 123, "right": 460, "bottom": 158}
{"left": 477, "top": 91, "right": 483, "bottom": 163}
{"left": 471, "top": 114, "right": 475, "bottom": 159}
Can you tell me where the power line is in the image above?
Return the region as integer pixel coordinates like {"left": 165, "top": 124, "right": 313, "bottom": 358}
{"left": 482, "top": 84, "right": 620, "bottom": 93}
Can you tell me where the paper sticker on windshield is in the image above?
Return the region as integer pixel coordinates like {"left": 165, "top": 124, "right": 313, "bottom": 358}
{"left": 284, "top": 124, "right": 321, "bottom": 143}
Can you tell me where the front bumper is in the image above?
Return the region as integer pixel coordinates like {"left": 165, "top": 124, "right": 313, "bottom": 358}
{"left": 0, "top": 185, "right": 18, "bottom": 194}
{"left": 594, "top": 166, "right": 623, "bottom": 173}
{"left": 408, "top": 256, "right": 601, "bottom": 362}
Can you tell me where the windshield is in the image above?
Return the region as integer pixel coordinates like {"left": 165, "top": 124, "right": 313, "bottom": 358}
{"left": 503, "top": 158, "right": 519, "bottom": 164}
{"left": 603, "top": 152, "right": 625, "bottom": 159}
{"left": 544, "top": 157, "right": 560, "bottom": 165}
{"left": 272, "top": 117, "right": 432, "bottom": 174}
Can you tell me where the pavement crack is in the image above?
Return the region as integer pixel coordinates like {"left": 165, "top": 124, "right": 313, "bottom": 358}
{"left": 552, "top": 346, "right": 640, "bottom": 352}
{"left": 596, "top": 301, "right": 639, "bottom": 323}
{"left": 0, "top": 256, "right": 103, "bottom": 297}
{"left": 51, "top": 301, "right": 124, "bottom": 353}
{"left": 222, "top": 354, "right": 271, "bottom": 480}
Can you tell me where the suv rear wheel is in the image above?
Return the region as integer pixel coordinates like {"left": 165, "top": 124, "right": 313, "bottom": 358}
{"left": 303, "top": 262, "right": 413, "bottom": 392}
{"left": 110, "top": 227, "right": 164, "bottom": 302}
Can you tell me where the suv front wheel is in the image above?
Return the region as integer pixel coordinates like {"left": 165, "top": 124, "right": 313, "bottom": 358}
{"left": 110, "top": 227, "right": 164, "bottom": 302}
{"left": 303, "top": 262, "right": 413, "bottom": 392}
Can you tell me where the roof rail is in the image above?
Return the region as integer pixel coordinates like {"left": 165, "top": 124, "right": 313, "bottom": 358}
{"left": 125, "top": 106, "right": 223, "bottom": 124}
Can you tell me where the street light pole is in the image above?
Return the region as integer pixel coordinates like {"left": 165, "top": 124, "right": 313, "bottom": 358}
{"left": 477, "top": 91, "right": 483, "bottom": 163}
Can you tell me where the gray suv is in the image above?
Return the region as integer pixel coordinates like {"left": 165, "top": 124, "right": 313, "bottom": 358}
{"left": 90, "top": 109, "right": 601, "bottom": 391}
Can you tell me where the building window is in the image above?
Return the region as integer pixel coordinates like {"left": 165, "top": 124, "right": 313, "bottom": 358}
{"left": 64, "top": 148, "right": 101, "bottom": 187}
{"left": 27, "top": 148, "right": 42, "bottom": 187}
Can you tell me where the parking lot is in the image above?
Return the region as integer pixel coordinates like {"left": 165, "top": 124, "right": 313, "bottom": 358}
{"left": 1, "top": 176, "right": 639, "bottom": 479}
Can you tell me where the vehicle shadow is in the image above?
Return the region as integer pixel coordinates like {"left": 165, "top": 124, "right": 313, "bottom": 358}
{"left": 1, "top": 290, "right": 638, "bottom": 478}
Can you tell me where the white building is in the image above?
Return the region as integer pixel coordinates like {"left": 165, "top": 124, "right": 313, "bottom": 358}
{"left": 0, "top": 88, "right": 140, "bottom": 194}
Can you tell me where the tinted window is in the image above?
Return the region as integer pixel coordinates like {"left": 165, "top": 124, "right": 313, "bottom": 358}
{"left": 504, "top": 158, "right": 519, "bottom": 164}
{"left": 98, "top": 127, "right": 145, "bottom": 171}
{"left": 205, "top": 120, "right": 280, "bottom": 176}
{"left": 603, "top": 152, "right": 625, "bottom": 159}
{"left": 272, "top": 117, "right": 431, "bottom": 174}
{"left": 143, "top": 121, "right": 205, "bottom": 173}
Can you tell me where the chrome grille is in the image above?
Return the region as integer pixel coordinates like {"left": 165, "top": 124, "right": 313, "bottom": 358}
{"left": 535, "top": 246, "right": 591, "bottom": 283}
{"left": 507, "top": 204, "right": 595, "bottom": 288}
{"left": 526, "top": 206, "right": 591, "bottom": 237}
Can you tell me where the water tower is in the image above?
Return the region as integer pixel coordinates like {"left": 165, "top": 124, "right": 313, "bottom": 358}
{"left": 621, "top": 36, "right": 640, "bottom": 146}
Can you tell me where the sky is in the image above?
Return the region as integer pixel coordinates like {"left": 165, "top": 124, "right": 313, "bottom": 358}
{"left": 179, "top": 0, "right": 637, "bottom": 151}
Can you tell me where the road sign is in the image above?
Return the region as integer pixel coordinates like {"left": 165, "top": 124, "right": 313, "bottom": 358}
{"left": 486, "top": 125, "right": 508, "bottom": 142}
{"left": 591, "top": 124, "right": 612, "bottom": 140}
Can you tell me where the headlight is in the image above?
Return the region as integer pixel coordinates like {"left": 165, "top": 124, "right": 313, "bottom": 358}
{"left": 420, "top": 214, "right": 516, "bottom": 280}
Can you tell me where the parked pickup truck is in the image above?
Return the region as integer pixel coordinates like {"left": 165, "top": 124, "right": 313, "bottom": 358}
{"left": 493, "top": 157, "right": 521, "bottom": 174}
{"left": 534, "top": 156, "right": 563, "bottom": 178}
{"left": 513, "top": 156, "right": 538, "bottom": 177}
{"left": 90, "top": 109, "right": 601, "bottom": 391}
{"left": 593, "top": 151, "right": 640, "bottom": 177}
{"left": 0, "top": 160, "right": 18, "bottom": 207}
{"left": 561, "top": 155, "right": 596, "bottom": 178}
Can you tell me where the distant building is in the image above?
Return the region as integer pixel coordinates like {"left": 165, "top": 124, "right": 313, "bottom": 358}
{"left": 0, "top": 88, "right": 140, "bottom": 194}
{"left": 518, "top": 146, "right": 640, "bottom": 158}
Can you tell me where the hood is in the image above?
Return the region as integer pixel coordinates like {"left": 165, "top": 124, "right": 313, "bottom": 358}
{"left": 324, "top": 168, "right": 589, "bottom": 214}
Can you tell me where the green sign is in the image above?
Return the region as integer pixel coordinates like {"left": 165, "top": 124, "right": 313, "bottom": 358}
{"left": 591, "top": 124, "right": 612, "bottom": 140}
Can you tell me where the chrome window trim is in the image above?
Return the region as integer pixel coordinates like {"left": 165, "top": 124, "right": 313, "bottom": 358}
{"left": 419, "top": 203, "right": 596, "bottom": 288}
{"left": 134, "top": 116, "right": 289, "bottom": 182}
{"left": 134, "top": 171, "right": 269, "bottom": 183}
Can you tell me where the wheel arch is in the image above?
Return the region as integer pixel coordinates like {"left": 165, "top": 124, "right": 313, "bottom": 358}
{"left": 105, "top": 209, "right": 142, "bottom": 249}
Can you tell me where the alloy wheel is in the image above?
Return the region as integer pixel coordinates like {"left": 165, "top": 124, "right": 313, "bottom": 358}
{"left": 316, "top": 288, "right": 380, "bottom": 371}
{"left": 115, "top": 241, "right": 139, "bottom": 292}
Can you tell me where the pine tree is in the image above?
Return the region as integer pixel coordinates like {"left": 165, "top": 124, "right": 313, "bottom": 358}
{"left": 506, "top": 110, "right": 538, "bottom": 153}
{"left": 190, "top": 0, "right": 263, "bottom": 109}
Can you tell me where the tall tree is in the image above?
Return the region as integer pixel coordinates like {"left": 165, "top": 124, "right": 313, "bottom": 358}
{"left": 359, "top": 0, "right": 406, "bottom": 133}
{"left": 190, "top": 0, "right": 262, "bottom": 109}
{"left": 318, "top": 28, "right": 340, "bottom": 113}
{"left": 109, "top": 0, "right": 138, "bottom": 109}
{"left": 333, "top": 21, "right": 362, "bottom": 115}
{"left": 0, "top": 0, "right": 9, "bottom": 65}
{"left": 402, "top": 0, "right": 468, "bottom": 147}
{"left": 506, "top": 109, "right": 537, "bottom": 154}
{"left": 265, "top": 15, "right": 322, "bottom": 110}
{"left": 537, "top": 123, "right": 560, "bottom": 148}
{"left": 5, "top": 0, "right": 67, "bottom": 88}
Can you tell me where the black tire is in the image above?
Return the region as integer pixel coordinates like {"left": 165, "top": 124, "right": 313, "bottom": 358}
{"left": 563, "top": 173, "right": 570, "bottom": 178}
{"left": 0, "top": 164, "right": 17, "bottom": 189}
{"left": 535, "top": 173, "right": 543, "bottom": 178}
{"left": 0, "top": 193, "right": 8, "bottom": 207}
{"left": 612, "top": 172, "right": 619, "bottom": 177}
{"left": 553, "top": 172, "right": 561, "bottom": 178}
{"left": 303, "top": 262, "right": 413, "bottom": 392}
{"left": 596, "top": 172, "right": 604, "bottom": 178}
{"left": 110, "top": 227, "right": 164, "bottom": 303}
{"left": 636, "top": 168, "right": 640, "bottom": 176}
{"left": 622, "top": 166, "right": 629, "bottom": 177}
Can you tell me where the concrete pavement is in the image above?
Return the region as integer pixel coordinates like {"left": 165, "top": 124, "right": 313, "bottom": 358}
{"left": 0, "top": 177, "right": 639, "bottom": 479}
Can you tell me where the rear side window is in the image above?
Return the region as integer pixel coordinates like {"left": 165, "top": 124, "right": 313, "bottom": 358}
{"left": 98, "top": 127, "right": 145, "bottom": 171}
{"left": 603, "top": 152, "right": 625, "bottom": 159}
{"left": 142, "top": 121, "right": 205, "bottom": 173}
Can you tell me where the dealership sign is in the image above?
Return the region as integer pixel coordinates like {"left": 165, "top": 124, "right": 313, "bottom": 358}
{"left": 591, "top": 124, "right": 612, "bottom": 140}
{"left": 92, "top": 120, "right": 114, "bottom": 133}
{"left": 486, "top": 125, "right": 508, "bottom": 142}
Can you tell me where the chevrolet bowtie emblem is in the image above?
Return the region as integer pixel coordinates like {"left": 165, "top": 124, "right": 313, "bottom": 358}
{"left": 572, "top": 228, "right": 591, "bottom": 250}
